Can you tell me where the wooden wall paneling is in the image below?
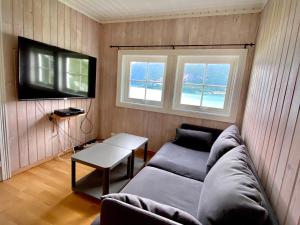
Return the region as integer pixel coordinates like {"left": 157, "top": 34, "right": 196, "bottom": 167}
{"left": 41, "top": 0, "right": 53, "bottom": 158}
{"left": 33, "top": 0, "right": 42, "bottom": 41}
{"left": 63, "top": 4, "right": 71, "bottom": 150}
{"left": 100, "top": 14, "right": 259, "bottom": 151}
{"left": 2, "top": 0, "right": 20, "bottom": 172}
{"left": 276, "top": 58, "right": 300, "bottom": 223}
{"left": 50, "top": 0, "right": 57, "bottom": 46}
{"left": 2, "top": 0, "right": 102, "bottom": 173}
{"left": 91, "top": 20, "right": 100, "bottom": 140}
{"left": 80, "top": 15, "right": 88, "bottom": 143}
{"left": 55, "top": 1, "right": 65, "bottom": 154}
{"left": 242, "top": 0, "right": 300, "bottom": 223}
{"left": 75, "top": 12, "right": 85, "bottom": 145}
{"left": 271, "top": 13, "right": 300, "bottom": 223}
{"left": 57, "top": 2, "right": 64, "bottom": 49}
{"left": 99, "top": 24, "right": 113, "bottom": 139}
{"left": 83, "top": 17, "right": 93, "bottom": 142}
{"left": 63, "top": 100, "right": 71, "bottom": 150}
{"left": 23, "top": 0, "right": 37, "bottom": 164}
{"left": 246, "top": 4, "right": 274, "bottom": 164}
{"left": 31, "top": 0, "right": 46, "bottom": 162}
{"left": 64, "top": 5, "right": 70, "bottom": 50}
{"left": 51, "top": 100, "right": 59, "bottom": 155}
{"left": 284, "top": 147, "right": 300, "bottom": 225}
{"left": 97, "top": 22, "right": 103, "bottom": 139}
{"left": 86, "top": 18, "right": 93, "bottom": 141}
{"left": 251, "top": 0, "right": 280, "bottom": 166}
{"left": 69, "top": 8, "right": 78, "bottom": 146}
{"left": 266, "top": 0, "right": 299, "bottom": 197}
{"left": 257, "top": 0, "right": 291, "bottom": 178}
{"left": 49, "top": 0, "right": 58, "bottom": 156}
{"left": 11, "top": 1, "right": 29, "bottom": 166}
{"left": 243, "top": 6, "right": 271, "bottom": 157}
{"left": 188, "top": 17, "right": 209, "bottom": 45}
{"left": 260, "top": 0, "right": 294, "bottom": 186}
{"left": 58, "top": 100, "right": 65, "bottom": 152}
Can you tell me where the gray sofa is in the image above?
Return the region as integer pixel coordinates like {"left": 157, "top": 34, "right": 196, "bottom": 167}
{"left": 92, "top": 124, "right": 278, "bottom": 225}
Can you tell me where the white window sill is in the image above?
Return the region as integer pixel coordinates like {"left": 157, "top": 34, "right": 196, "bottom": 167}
{"left": 116, "top": 101, "right": 236, "bottom": 123}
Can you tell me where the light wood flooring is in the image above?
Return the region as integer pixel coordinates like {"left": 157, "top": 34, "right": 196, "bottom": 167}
{"left": 0, "top": 154, "right": 100, "bottom": 225}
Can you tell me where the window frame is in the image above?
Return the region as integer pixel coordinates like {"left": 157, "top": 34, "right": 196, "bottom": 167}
{"left": 173, "top": 55, "right": 238, "bottom": 118}
{"left": 117, "top": 53, "right": 168, "bottom": 109}
{"left": 116, "top": 49, "right": 247, "bottom": 123}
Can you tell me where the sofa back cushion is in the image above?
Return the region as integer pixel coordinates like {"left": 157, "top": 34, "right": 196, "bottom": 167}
{"left": 206, "top": 125, "right": 241, "bottom": 173}
{"left": 173, "top": 128, "right": 213, "bottom": 151}
{"left": 198, "top": 145, "right": 268, "bottom": 225}
{"left": 102, "top": 193, "right": 202, "bottom": 225}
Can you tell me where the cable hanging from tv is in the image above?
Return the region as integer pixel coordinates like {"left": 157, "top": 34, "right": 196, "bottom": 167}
{"left": 110, "top": 43, "right": 255, "bottom": 49}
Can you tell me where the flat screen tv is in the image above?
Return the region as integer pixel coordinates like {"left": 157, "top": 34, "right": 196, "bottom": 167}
{"left": 18, "top": 36, "right": 97, "bottom": 100}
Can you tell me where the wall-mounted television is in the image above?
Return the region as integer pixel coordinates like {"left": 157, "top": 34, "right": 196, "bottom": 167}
{"left": 18, "top": 36, "right": 97, "bottom": 100}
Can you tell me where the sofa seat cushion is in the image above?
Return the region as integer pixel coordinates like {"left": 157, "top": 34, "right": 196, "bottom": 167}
{"left": 121, "top": 166, "right": 203, "bottom": 218}
{"left": 198, "top": 145, "right": 268, "bottom": 225}
{"left": 148, "top": 142, "right": 209, "bottom": 181}
{"left": 206, "top": 125, "right": 242, "bottom": 173}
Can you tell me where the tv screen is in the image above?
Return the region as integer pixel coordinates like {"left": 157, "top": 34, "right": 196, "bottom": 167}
{"left": 18, "top": 36, "right": 97, "bottom": 100}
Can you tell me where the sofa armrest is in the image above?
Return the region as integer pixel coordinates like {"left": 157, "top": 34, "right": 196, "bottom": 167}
{"left": 100, "top": 198, "right": 191, "bottom": 225}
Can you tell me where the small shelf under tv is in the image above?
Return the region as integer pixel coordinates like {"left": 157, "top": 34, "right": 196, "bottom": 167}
{"left": 49, "top": 113, "right": 86, "bottom": 121}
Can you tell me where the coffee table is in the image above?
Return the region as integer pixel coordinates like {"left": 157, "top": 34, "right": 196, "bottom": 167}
{"left": 103, "top": 133, "right": 148, "bottom": 178}
{"left": 71, "top": 143, "right": 131, "bottom": 198}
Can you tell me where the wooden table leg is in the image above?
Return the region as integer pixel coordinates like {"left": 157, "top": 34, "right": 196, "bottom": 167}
{"left": 71, "top": 160, "right": 76, "bottom": 189}
{"left": 103, "top": 168, "right": 110, "bottom": 195}
{"left": 144, "top": 141, "right": 148, "bottom": 162}
{"left": 130, "top": 151, "right": 135, "bottom": 179}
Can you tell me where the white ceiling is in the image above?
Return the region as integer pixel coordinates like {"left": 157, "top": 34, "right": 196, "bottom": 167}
{"left": 59, "top": 0, "right": 267, "bottom": 24}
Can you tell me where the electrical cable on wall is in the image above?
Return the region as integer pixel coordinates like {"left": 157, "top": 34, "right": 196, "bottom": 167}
{"left": 36, "top": 101, "right": 80, "bottom": 160}
{"left": 80, "top": 99, "right": 94, "bottom": 134}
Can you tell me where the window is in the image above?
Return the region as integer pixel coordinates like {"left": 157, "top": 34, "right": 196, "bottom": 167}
{"left": 117, "top": 49, "right": 247, "bottom": 123}
{"left": 118, "top": 55, "right": 167, "bottom": 107}
{"left": 173, "top": 55, "right": 240, "bottom": 119}
{"left": 66, "top": 58, "right": 89, "bottom": 92}
{"left": 37, "top": 53, "right": 54, "bottom": 87}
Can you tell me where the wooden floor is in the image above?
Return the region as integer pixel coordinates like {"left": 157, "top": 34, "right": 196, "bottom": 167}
{"left": 0, "top": 154, "right": 100, "bottom": 225}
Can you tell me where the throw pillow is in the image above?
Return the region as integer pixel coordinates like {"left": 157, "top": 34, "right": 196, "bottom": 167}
{"left": 173, "top": 128, "right": 213, "bottom": 151}
{"left": 206, "top": 125, "right": 242, "bottom": 173}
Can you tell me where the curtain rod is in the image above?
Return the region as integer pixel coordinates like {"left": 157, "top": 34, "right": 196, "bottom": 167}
{"left": 110, "top": 43, "right": 255, "bottom": 49}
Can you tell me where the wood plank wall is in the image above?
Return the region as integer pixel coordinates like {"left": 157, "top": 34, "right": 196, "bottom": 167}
{"left": 99, "top": 14, "right": 260, "bottom": 151}
{"left": 1, "top": 0, "right": 102, "bottom": 174}
{"left": 242, "top": 0, "right": 300, "bottom": 224}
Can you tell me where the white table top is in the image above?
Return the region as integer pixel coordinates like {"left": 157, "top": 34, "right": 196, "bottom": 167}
{"left": 103, "top": 133, "right": 148, "bottom": 150}
{"left": 72, "top": 143, "right": 131, "bottom": 169}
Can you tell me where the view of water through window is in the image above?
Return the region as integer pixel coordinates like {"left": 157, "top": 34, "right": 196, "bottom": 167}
{"left": 180, "top": 63, "right": 230, "bottom": 109}
{"left": 128, "top": 61, "right": 230, "bottom": 109}
{"left": 129, "top": 62, "right": 165, "bottom": 102}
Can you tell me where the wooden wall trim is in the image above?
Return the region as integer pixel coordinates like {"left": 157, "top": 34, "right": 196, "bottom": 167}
{"left": 242, "top": 0, "right": 300, "bottom": 224}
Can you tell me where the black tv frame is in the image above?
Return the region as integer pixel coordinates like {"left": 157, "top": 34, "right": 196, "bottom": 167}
{"left": 18, "top": 36, "right": 97, "bottom": 100}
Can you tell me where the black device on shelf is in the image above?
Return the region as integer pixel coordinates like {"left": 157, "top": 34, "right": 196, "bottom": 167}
{"left": 53, "top": 107, "right": 85, "bottom": 117}
{"left": 18, "top": 36, "right": 97, "bottom": 100}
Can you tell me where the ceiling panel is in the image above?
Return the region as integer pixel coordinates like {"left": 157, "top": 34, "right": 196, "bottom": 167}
{"left": 59, "top": 0, "right": 267, "bottom": 23}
